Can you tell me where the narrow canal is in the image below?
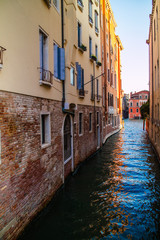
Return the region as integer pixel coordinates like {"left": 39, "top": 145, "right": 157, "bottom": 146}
{"left": 18, "top": 120, "right": 160, "bottom": 240}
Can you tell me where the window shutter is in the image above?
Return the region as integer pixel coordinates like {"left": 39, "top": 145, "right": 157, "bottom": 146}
{"left": 59, "top": 48, "right": 65, "bottom": 80}
{"left": 76, "top": 64, "right": 82, "bottom": 90}
{"left": 54, "top": 44, "right": 58, "bottom": 78}
{"left": 39, "top": 32, "right": 44, "bottom": 80}
{"left": 81, "top": 68, "right": 84, "bottom": 90}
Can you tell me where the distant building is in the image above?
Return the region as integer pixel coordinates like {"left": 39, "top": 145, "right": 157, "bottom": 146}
{"left": 147, "top": 0, "right": 160, "bottom": 160}
{"left": 122, "top": 93, "right": 129, "bottom": 119}
{"left": 129, "top": 90, "right": 149, "bottom": 119}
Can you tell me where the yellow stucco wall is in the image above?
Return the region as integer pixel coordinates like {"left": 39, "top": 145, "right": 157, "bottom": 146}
{"left": 0, "top": 0, "right": 62, "bottom": 101}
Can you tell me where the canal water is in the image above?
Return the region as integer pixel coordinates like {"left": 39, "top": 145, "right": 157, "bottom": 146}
{"left": 18, "top": 120, "right": 160, "bottom": 240}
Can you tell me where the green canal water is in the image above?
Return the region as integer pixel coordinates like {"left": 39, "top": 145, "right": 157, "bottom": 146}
{"left": 18, "top": 120, "right": 160, "bottom": 240}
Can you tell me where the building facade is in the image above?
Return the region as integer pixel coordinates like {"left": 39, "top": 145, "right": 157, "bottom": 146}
{"left": 129, "top": 90, "right": 149, "bottom": 119}
{"left": 100, "top": 0, "right": 123, "bottom": 143}
{"left": 0, "top": 0, "right": 123, "bottom": 239}
{"left": 122, "top": 93, "right": 129, "bottom": 119}
{"left": 147, "top": 0, "right": 160, "bottom": 160}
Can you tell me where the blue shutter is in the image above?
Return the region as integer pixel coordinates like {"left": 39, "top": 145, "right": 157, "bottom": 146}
{"left": 54, "top": 44, "right": 58, "bottom": 78}
{"left": 59, "top": 48, "right": 65, "bottom": 80}
{"left": 77, "top": 64, "right": 82, "bottom": 90}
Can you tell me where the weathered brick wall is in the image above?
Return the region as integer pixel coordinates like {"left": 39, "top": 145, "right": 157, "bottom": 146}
{"left": 0, "top": 91, "right": 103, "bottom": 239}
{"left": 73, "top": 105, "right": 102, "bottom": 167}
{"left": 0, "top": 91, "right": 64, "bottom": 240}
{"left": 102, "top": 123, "right": 120, "bottom": 143}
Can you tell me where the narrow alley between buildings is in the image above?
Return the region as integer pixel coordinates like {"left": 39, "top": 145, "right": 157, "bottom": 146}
{"left": 18, "top": 120, "right": 160, "bottom": 240}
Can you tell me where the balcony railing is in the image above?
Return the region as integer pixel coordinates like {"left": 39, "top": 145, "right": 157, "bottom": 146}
{"left": 38, "top": 68, "right": 53, "bottom": 86}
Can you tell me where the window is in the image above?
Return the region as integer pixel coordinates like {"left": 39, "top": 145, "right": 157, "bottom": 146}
{"left": 53, "top": 0, "right": 59, "bottom": 10}
{"left": 107, "top": 53, "right": 109, "bottom": 63}
{"left": 108, "top": 92, "right": 110, "bottom": 106}
{"left": 108, "top": 69, "right": 110, "bottom": 82}
{"left": 78, "top": 22, "right": 82, "bottom": 48}
{"left": 140, "top": 95, "right": 142, "bottom": 99}
{"left": 77, "top": 0, "right": 84, "bottom": 9}
{"left": 97, "top": 79, "right": 99, "bottom": 101}
{"left": 145, "top": 95, "right": 148, "bottom": 99}
{"left": 39, "top": 30, "right": 48, "bottom": 79}
{"left": 155, "top": 66, "right": 156, "bottom": 90}
{"left": 131, "top": 109, "right": 132, "bottom": 113}
{"left": 106, "top": 34, "right": 108, "bottom": 45}
{"left": 64, "top": 115, "right": 71, "bottom": 161}
{"left": 79, "top": 112, "right": 83, "bottom": 135}
{"left": 89, "top": 37, "right": 92, "bottom": 58}
{"left": 137, "top": 102, "right": 138, "bottom": 107}
{"left": 136, "top": 109, "right": 139, "bottom": 113}
{"left": 41, "top": 113, "right": 51, "bottom": 146}
{"left": 91, "top": 75, "right": 94, "bottom": 100}
{"left": 97, "top": 112, "right": 99, "bottom": 125}
{"left": 115, "top": 73, "right": 117, "bottom": 89}
{"left": 89, "top": 113, "right": 92, "bottom": 131}
{"left": 70, "top": 66, "right": 75, "bottom": 85}
{"left": 95, "top": 45, "right": 98, "bottom": 62}
{"left": 76, "top": 63, "right": 84, "bottom": 95}
{"left": 111, "top": 72, "right": 113, "bottom": 86}
{"left": 130, "top": 102, "right": 132, "bottom": 107}
{"left": 158, "top": 60, "right": 159, "bottom": 88}
{"left": 154, "top": 19, "right": 156, "bottom": 41}
{"left": 89, "top": 0, "right": 93, "bottom": 24}
{"left": 95, "top": 11, "right": 99, "bottom": 33}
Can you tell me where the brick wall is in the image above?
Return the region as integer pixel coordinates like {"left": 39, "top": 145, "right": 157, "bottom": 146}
{"left": 73, "top": 105, "right": 102, "bottom": 167}
{"left": 0, "top": 91, "right": 103, "bottom": 240}
{"left": 0, "top": 91, "right": 64, "bottom": 240}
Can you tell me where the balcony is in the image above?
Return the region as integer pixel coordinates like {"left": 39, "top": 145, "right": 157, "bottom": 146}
{"left": 38, "top": 68, "right": 53, "bottom": 87}
{"left": 77, "top": 0, "right": 84, "bottom": 11}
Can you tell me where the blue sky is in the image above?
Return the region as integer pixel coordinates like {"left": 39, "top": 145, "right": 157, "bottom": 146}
{"left": 109, "top": 0, "right": 152, "bottom": 94}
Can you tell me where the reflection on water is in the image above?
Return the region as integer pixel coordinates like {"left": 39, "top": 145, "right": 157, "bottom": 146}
{"left": 19, "top": 120, "right": 160, "bottom": 240}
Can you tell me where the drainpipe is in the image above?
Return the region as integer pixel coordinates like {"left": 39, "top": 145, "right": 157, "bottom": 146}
{"left": 61, "top": 0, "right": 65, "bottom": 109}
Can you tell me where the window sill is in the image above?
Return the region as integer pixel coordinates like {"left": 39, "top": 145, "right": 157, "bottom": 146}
{"left": 78, "top": 47, "right": 84, "bottom": 53}
{"left": 79, "top": 95, "right": 85, "bottom": 99}
{"left": 39, "top": 80, "right": 53, "bottom": 87}
{"left": 77, "top": 3, "right": 83, "bottom": 12}
{"left": 41, "top": 142, "right": 51, "bottom": 149}
{"left": 64, "top": 156, "right": 72, "bottom": 165}
{"left": 89, "top": 19, "right": 93, "bottom": 27}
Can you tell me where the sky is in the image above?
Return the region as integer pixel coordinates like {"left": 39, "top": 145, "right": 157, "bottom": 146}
{"left": 109, "top": 0, "right": 152, "bottom": 94}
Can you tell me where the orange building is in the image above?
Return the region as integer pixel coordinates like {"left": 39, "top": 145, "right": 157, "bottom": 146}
{"left": 100, "top": 0, "right": 123, "bottom": 142}
{"left": 129, "top": 90, "right": 149, "bottom": 119}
